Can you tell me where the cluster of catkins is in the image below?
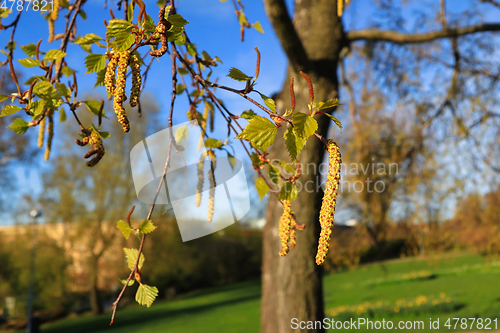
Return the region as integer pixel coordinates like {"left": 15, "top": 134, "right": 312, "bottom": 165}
{"left": 195, "top": 150, "right": 217, "bottom": 223}
{"left": 76, "top": 129, "right": 105, "bottom": 167}
{"left": 278, "top": 201, "right": 305, "bottom": 256}
{"left": 316, "top": 140, "right": 342, "bottom": 265}
{"left": 104, "top": 51, "right": 142, "bottom": 132}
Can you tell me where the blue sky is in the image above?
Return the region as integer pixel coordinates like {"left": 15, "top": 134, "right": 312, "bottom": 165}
{"left": 1, "top": 0, "right": 500, "bottom": 225}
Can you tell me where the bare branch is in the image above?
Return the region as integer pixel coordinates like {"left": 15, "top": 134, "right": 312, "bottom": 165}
{"left": 479, "top": 0, "right": 500, "bottom": 9}
{"left": 262, "top": 0, "right": 309, "bottom": 73}
{"left": 347, "top": 23, "right": 500, "bottom": 44}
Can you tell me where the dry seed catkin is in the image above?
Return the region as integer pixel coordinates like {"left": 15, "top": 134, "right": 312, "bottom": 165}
{"left": 278, "top": 201, "right": 293, "bottom": 257}
{"left": 316, "top": 140, "right": 341, "bottom": 265}
{"left": 129, "top": 53, "right": 141, "bottom": 107}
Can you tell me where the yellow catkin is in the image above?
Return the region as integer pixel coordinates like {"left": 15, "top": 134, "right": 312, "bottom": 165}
{"left": 104, "top": 53, "right": 119, "bottom": 95}
{"left": 338, "top": 0, "right": 344, "bottom": 16}
{"left": 113, "top": 51, "right": 130, "bottom": 132}
{"left": 207, "top": 151, "right": 216, "bottom": 223}
{"left": 48, "top": 20, "right": 55, "bottom": 43}
{"left": 44, "top": 110, "right": 54, "bottom": 161}
{"left": 37, "top": 115, "right": 46, "bottom": 148}
{"left": 86, "top": 130, "right": 105, "bottom": 167}
{"left": 129, "top": 53, "right": 141, "bottom": 107}
{"left": 195, "top": 152, "right": 206, "bottom": 207}
{"left": 278, "top": 201, "right": 293, "bottom": 256}
{"left": 316, "top": 140, "right": 342, "bottom": 265}
{"left": 51, "top": 0, "right": 59, "bottom": 21}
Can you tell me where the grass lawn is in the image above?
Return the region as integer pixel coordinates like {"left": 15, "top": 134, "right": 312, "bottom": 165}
{"left": 4, "top": 252, "right": 500, "bottom": 332}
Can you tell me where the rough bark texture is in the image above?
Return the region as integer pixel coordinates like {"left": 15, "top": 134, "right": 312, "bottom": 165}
{"left": 261, "top": 0, "right": 346, "bottom": 332}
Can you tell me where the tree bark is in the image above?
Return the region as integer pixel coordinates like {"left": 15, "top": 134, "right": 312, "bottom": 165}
{"left": 89, "top": 255, "right": 103, "bottom": 315}
{"left": 261, "top": 1, "right": 345, "bottom": 332}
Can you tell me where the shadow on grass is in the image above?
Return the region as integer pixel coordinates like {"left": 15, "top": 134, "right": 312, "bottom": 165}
{"left": 42, "top": 292, "right": 260, "bottom": 333}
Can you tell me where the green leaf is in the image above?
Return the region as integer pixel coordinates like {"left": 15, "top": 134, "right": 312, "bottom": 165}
{"left": 1, "top": 105, "right": 23, "bottom": 117}
{"left": 117, "top": 220, "right": 132, "bottom": 239}
{"left": 202, "top": 51, "right": 212, "bottom": 61}
{"left": 106, "top": 19, "right": 135, "bottom": 51}
{"left": 174, "top": 126, "right": 189, "bottom": 144}
{"left": 322, "top": 113, "right": 343, "bottom": 132}
{"left": 315, "top": 98, "right": 340, "bottom": 111}
{"left": 255, "top": 177, "right": 269, "bottom": 201}
{"left": 83, "top": 100, "right": 107, "bottom": 118}
{"left": 94, "top": 68, "right": 106, "bottom": 88}
{"left": 0, "top": 94, "right": 9, "bottom": 103}
{"left": 187, "top": 43, "right": 197, "bottom": 57}
{"left": 32, "top": 81, "right": 60, "bottom": 104}
{"left": 7, "top": 118, "right": 29, "bottom": 134}
{"left": 135, "top": 284, "right": 159, "bottom": 308}
{"left": 123, "top": 248, "right": 145, "bottom": 270}
{"left": 167, "top": 13, "right": 189, "bottom": 26}
{"left": 98, "top": 131, "right": 110, "bottom": 139}
{"left": 138, "top": 220, "right": 157, "bottom": 234}
{"left": 59, "top": 108, "right": 67, "bottom": 123}
{"left": 252, "top": 21, "right": 264, "bottom": 34}
{"left": 55, "top": 83, "right": 70, "bottom": 98}
{"left": 61, "top": 66, "right": 75, "bottom": 77}
{"left": 240, "top": 110, "right": 256, "bottom": 119}
{"left": 175, "top": 84, "right": 185, "bottom": 95}
{"left": 235, "top": 116, "right": 277, "bottom": 151}
{"left": 17, "top": 58, "right": 41, "bottom": 68}
{"left": 29, "top": 100, "right": 45, "bottom": 119}
{"left": 268, "top": 164, "right": 280, "bottom": 185}
{"left": 127, "top": 0, "right": 134, "bottom": 22}
{"left": 258, "top": 93, "right": 277, "bottom": 113}
{"left": 227, "top": 152, "right": 236, "bottom": 169}
{"left": 292, "top": 112, "right": 317, "bottom": 138}
{"left": 278, "top": 181, "right": 298, "bottom": 201}
{"left": 20, "top": 44, "right": 37, "bottom": 57}
{"left": 84, "top": 54, "right": 106, "bottom": 74}
{"left": 177, "top": 68, "right": 189, "bottom": 75}
{"left": 227, "top": 67, "right": 252, "bottom": 82}
{"left": 204, "top": 138, "right": 223, "bottom": 149}
{"left": 44, "top": 50, "right": 67, "bottom": 62}
{"left": 74, "top": 33, "right": 103, "bottom": 45}
{"left": 0, "top": 9, "right": 12, "bottom": 18}
{"left": 250, "top": 152, "right": 265, "bottom": 168}
{"left": 284, "top": 128, "right": 307, "bottom": 161}
{"left": 120, "top": 279, "right": 135, "bottom": 286}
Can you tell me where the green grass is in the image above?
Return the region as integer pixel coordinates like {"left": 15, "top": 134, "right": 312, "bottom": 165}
{"left": 5, "top": 252, "right": 500, "bottom": 332}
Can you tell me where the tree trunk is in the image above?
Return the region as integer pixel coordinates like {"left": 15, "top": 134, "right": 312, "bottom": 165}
{"left": 261, "top": 1, "right": 346, "bottom": 332}
{"left": 89, "top": 255, "right": 103, "bottom": 315}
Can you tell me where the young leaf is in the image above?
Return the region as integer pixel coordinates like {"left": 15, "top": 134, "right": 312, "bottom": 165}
{"left": 278, "top": 181, "right": 298, "bottom": 201}
{"left": 117, "top": 220, "right": 132, "bottom": 239}
{"left": 44, "top": 50, "right": 67, "bottom": 62}
{"left": 83, "top": 100, "right": 107, "bottom": 118}
{"left": 84, "top": 54, "right": 106, "bottom": 74}
{"left": 120, "top": 279, "right": 135, "bottom": 286}
{"left": 74, "top": 33, "right": 103, "bottom": 45}
{"left": 0, "top": 94, "right": 9, "bottom": 103}
{"left": 106, "top": 19, "right": 134, "bottom": 51}
{"left": 7, "top": 118, "right": 29, "bottom": 134}
{"left": 17, "top": 58, "right": 41, "bottom": 68}
{"left": 252, "top": 21, "right": 264, "bottom": 34}
{"left": 94, "top": 68, "right": 107, "bottom": 88}
{"left": 55, "top": 83, "right": 70, "bottom": 98}
{"left": 135, "top": 284, "right": 159, "bottom": 308}
{"left": 123, "top": 248, "right": 145, "bottom": 270}
{"left": 167, "top": 14, "right": 189, "bottom": 27}
{"left": 284, "top": 128, "right": 307, "bottom": 161}
{"left": 240, "top": 110, "right": 256, "bottom": 119}
{"left": 255, "top": 177, "right": 269, "bottom": 200}
{"left": 268, "top": 164, "right": 280, "bottom": 185}
{"left": 61, "top": 66, "right": 75, "bottom": 77}
{"left": 20, "top": 44, "right": 37, "bottom": 57}
{"left": 227, "top": 152, "right": 236, "bottom": 169}
{"left": 204, "top": 138, "right": 223, "bottom": 149}
{"left": 315, "top": 98, "right": 340, "bottom": 111}
{"left": 322, "top": 113, "right": 343, "bottom": 132}
{"left": 292, "top": 112, "right": 318, "bottom": 138}
{"left": 138, "top": 220, "right": 157, "bottom": 234}
{"left": 1, "top": 105, "right": 23, "bottom": 117}
{"left": 98, "top": 131, "right": 110, "bottom": 139}
{"left": 174, "top": 126, "right": 189, "bottom": 144}
{"left": 235, "top": 116, "right": 277, "bottom": 151}
{"left": 227, "top": 67, "right": 252, "bottom": 82}
{"left": 257, "top": 93, "right": 277, "bottom": 113}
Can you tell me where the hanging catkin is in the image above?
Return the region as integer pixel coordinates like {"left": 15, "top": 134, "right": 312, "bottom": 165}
{"left": 316, "top": 140, "right": 342, "bottom": 265}
{"left": 44, "top": 109, "right": 54, "bottom": 161}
